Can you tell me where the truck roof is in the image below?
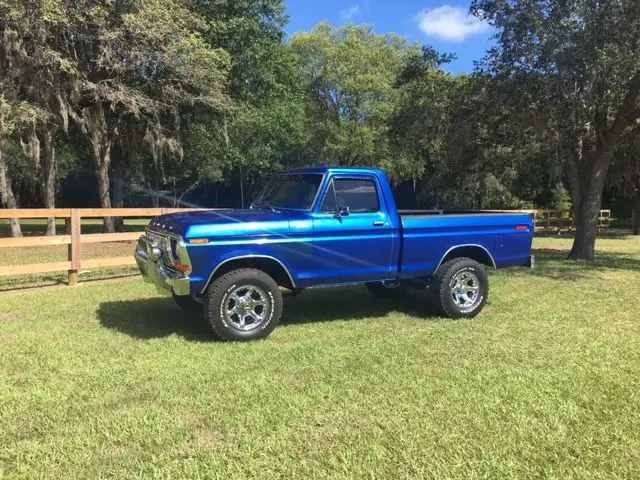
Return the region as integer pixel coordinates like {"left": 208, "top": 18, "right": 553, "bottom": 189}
{"left": 282, "top": 166, "right": 386, "bottom": 175}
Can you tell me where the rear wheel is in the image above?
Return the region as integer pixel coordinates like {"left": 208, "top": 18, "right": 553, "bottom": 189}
{"left": 204, "top": 268, "right": 283, "bottom": 341}
{"left": 172, "top": 294, "right": 203, "bottom": 313}
{"left": 429, "top": 258, "right": 489, "bottom": 318}
{"left": 365, "top": 280, "right": 406, "bottom": 298}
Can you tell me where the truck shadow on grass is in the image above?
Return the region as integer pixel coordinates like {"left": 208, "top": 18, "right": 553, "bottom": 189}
{"left": 97, "top": 287, "right": 437, "bottom": 341}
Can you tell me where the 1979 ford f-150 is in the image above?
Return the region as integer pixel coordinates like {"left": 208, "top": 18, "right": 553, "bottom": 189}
{"left": 135, "top": 167, "right": 534, "bottom": 341}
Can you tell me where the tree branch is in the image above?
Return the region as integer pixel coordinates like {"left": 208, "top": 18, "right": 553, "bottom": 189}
{"left": 607, "top": 71, "right": 640, "bottom": 146}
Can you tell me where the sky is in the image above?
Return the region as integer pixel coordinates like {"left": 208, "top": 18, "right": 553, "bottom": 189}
{"left": 284, "top": 0, "right": 495, "bottom": 74}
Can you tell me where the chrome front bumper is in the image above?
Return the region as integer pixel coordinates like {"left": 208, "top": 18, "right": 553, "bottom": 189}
{"left": 134, "top": 236, "right": 191, "bottom": 296}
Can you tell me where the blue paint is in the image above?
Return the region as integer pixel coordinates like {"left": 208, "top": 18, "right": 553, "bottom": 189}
{"left": 148, "top": 167, "right": 534, "bottom": 295}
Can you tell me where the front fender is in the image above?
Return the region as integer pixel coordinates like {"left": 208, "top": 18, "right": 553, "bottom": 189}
{"left": 186, "top": 244, "right": 301, "bottom": 294}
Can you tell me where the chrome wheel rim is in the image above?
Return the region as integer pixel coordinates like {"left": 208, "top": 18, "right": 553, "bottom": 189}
{"left": 450, "top": 270, "right": 481, "bottom": 309}
{"left": 224, "top": 284, "right": 270, "bottom": 331}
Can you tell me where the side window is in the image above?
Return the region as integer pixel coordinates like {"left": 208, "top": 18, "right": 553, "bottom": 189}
{"left": 320, "top": 181, "right": 337, "bottom": 213}
{"left": 334, "top": 178, "right": 379, "bottom": 213}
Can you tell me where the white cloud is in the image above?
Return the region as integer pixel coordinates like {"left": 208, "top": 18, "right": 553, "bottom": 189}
{"left": 341, "top": 4, "right": 361, "bottom": 21}
{"left": 416, "top": 5, "right": 489, "bottom": 42}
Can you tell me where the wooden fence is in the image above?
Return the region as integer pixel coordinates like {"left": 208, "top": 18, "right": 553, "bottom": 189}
{"left": 531, "top": 209, "right": 611, "bottom": 232}
{"left": 0, "top": 207, "right": 614, "bottom": 287}
{"left": 0, "top": 208, "right": 202, "bottom": 285}
{"left": 488, "top": 209, "right": 611, "bottom": 232}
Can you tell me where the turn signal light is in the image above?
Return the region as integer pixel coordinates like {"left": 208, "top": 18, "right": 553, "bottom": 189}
{"left": 174, "top": 262, "right": 192, "bottom": 274}
{"left": 188, "top": 239, "right": 209, "bottom": 245}
{"left": 516, "top": 225, "right": 528, "bottom": 231}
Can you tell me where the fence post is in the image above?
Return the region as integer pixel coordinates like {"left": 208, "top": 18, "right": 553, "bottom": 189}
{"left": 68, "top": 209, "right": 81, "bottom": 286}
{"left": 546, "top": 210, "right": 551, "bottom": 235}
{"left": 558, "top": 210, "right": 563, "bottom": 235}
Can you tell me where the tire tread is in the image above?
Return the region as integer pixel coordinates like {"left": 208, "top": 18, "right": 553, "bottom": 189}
{"left": 430, "top": 257, "right": 489, "bottom": 318}
{"left": 204, "top": 268, "right": 283, "bottom": 341}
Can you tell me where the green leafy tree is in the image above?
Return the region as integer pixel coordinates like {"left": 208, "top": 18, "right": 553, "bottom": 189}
{"left": 389, "top": 47, "right": 458, "bottom": 186}
{"left": 472, "top": 0, "right": 640, "bottom": 260}
{"left": 0, "top": 97, "right": 23, "bottom": 236}
{"left": 291, "top": 23, "right": 419, "bottom": 167}
{"left": 608, "top": 136, "right": 640, "bottom": 235}
{"left": 551, "top": 182, "right": 572, "bottom": 219}
{"left": 2, "top": 0, "right": 232, "bottom": 231}
{"left": 0, "top": 1, "right": 70, "bottom": 234}
{"left": 181, "top": 0, "right": 304, "bottom": 199}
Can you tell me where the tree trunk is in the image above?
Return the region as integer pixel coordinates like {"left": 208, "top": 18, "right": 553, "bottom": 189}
{"left": 566, "top": 139, "right": 609, "bottom": 261}
{"left": 0, "top": 148, "right": 22, "bottom": 237}
{"left": 633, "top": 188, "right": 640, "bottom": 236}
{"left": 42, "top": 129, "right": 57, "bottom": 235}
{"left": 112, "top": 155, "right": 125, "bottom": 232}
{"left": 87, "top": 105, "right": 115, "bottom": 233}
{"left": 148, "top": 176, "right": 161, "bottom": 208}
{"left": 567, "top": 188, "right": 602, "bottom": 260}
{"left": 96, "top": 156, "right": 115, "bottom": 232}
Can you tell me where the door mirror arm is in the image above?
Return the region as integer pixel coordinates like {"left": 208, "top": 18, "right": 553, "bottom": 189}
{"left": 335, "top": 206, "right": 350, "bottom": 219}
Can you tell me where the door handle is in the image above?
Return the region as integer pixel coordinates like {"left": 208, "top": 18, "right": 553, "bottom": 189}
{"left": 373, "top": 221, "right": 385, "bottom": 226}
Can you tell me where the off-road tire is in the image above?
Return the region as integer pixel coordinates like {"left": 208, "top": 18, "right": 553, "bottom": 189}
{"left": 429, "top": 258, "right": 489, "bottom": 318}
{"left": 204, "top": 268, "right": 283, "bottom": 341}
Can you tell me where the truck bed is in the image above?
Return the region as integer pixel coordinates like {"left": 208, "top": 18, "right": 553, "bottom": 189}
{"left": 398, "top": 211, "right": 534, "bottom": 279}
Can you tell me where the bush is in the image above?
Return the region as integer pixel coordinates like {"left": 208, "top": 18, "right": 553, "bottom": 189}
{"left": 551, "top": 182, "right": 571, "bottom": 218}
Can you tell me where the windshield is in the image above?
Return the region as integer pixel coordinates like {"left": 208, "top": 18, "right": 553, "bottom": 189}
{"left": 252, "top": 173, "right": 323, "bottom": 211}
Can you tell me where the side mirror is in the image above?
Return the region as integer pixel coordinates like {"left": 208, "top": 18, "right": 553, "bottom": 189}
{"left": 336, "top": 206, "right": 350, "bottom": 218}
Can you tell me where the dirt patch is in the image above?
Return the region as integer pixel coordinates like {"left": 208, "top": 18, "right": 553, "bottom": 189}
{"left": 0, "top": 311, "right": 23, "bottom": 323}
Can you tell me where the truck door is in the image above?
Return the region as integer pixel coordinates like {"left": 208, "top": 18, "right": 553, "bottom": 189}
{"left": 311, "top": 175, "right": 396, "bottom": 284}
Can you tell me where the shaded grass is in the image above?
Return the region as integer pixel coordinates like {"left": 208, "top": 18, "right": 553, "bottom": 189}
{"left": 1, "top": 236, "right": 640, "bottom": 477}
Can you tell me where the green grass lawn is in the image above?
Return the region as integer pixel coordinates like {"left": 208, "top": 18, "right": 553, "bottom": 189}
{"left": 1, "top": 236, "right": 639, "bottom": 478}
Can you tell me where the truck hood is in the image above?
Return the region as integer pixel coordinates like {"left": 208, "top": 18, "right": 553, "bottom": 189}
{"left": 149, "top": 209, "right": 308, "bottom": 239}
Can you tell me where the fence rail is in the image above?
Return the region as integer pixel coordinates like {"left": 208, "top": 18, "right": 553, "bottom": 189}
{"left": 0, "top": 207, "right": 614, "bottom": 287}
{"left": 0, "top": 208, "right": 204, "bottom": 285}
{"left": 487, "top": 209, "right": 611, "bottom": 231}
{"left": 530, "top": 209, "right": 611, "bottom": 232}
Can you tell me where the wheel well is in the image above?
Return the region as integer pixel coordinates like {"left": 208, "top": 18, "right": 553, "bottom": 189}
{"left": 208, "top": 257, "right": 295, "bottom": 290}
{"left": 438, "top": 246, "right": 495, "bottom": 270}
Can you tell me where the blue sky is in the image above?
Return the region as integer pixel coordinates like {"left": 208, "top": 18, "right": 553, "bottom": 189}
{"left": 284, "top": 0, "right": 495, "bottom": 73}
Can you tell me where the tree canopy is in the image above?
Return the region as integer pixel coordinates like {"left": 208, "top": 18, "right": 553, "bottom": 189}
{"left": 471, "top": 0, "right": 640, "bottom": 257}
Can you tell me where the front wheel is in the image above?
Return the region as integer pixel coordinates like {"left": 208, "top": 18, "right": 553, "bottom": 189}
{"left": 429, "top": 258, "right": 489, "bottom": 318}
{"left": 204, "top": 268, "right": 283, "bottom": 341}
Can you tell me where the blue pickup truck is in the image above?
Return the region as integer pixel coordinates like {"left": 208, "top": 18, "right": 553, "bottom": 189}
{"left": 135, "top": 167, "right": 534, "bottom": 341}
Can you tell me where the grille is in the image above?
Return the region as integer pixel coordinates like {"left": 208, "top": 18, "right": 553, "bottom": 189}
{"left": 161, "top": 250, "right": 174, "bottom": 266}
{"left": 147, "top": 230, "right": 177, "bottom": 269}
